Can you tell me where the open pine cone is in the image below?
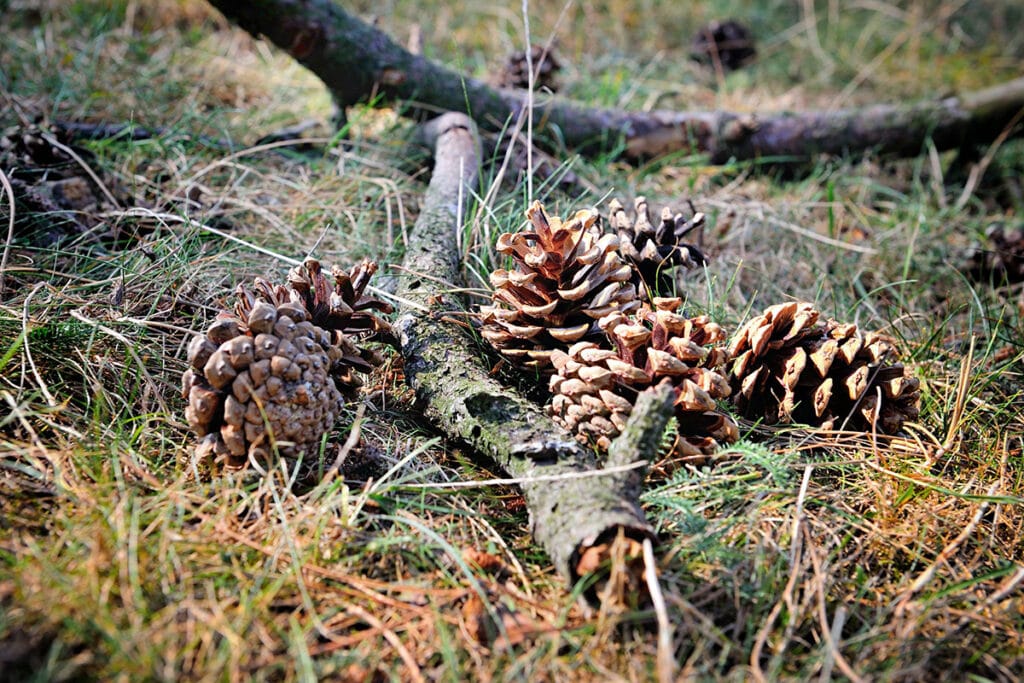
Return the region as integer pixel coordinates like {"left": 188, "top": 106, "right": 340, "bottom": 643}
{"left": 608, "top": 197, "right": 707, "bottom": 296}
{"left": 690, "top": 19, "right": 757, "bottom": 71}
{"left": 480, "top": 200, "right": 640, "bottom": 370}
{"left": 727, "top": 302, "right": 920, "bottom": 433}
{"left": 549, "top": 297, "right": 738, "bottom": 462}
{"left": 182, "top": 259, "right": 392, "bottom": 470}
{"left": 497, "top": 44, "right": 561, "bottom": 92}
{"left": 964, "top": 222, "right": 1024, "bottom": 284}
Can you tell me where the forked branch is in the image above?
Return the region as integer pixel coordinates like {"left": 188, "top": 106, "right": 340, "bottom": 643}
{"left": 394, "top": 111, "right": 659, "bottom": 585}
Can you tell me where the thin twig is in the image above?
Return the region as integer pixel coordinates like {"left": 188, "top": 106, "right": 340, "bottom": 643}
{"left": 106, "top": 207, "right": 429, "bottom": 313}
{"left": 643, "top": 538, "right": 676, "bottom": 683}
{"left": 176, "top": 137, "right": 336, "bottom": 190}
{"left": 750, "top": 464, "right": 813, "bottom": 682}
{"left": 764, "top": 214, "right": 878, "bottom": 254}
{"left": 955, "top": 106, "right": 1024, "bottom": 210}
{"left": 22, "top": 283, "right": 57, "bottom": 407}
{"left": 345, "top": 604, "right": 426, "bottom": 683}
{"left": 329, "top": 403, "right": 365, "bottom": 473}
{"left": 395, "top": 460, "right": 647, "bottom": 490}
{"left": 894, "top": 482, "right": 998, "bottom": 617}
{"left": 39, "top": 133, "right": 120, "bottom": 207}
{"left": 520, "top": 0, "right": 534, "bottom": 203}
{"left": 0, "top": 168, "right": 15, "bottom": 300}
{"left": 68, "top": 307, "right": 170, "bottom": 415}
{"left": 805, "top": 526, "right": 864, "bottom": 683}
{"left": 267, "top": 471, "right": 338, "bottom": 642}
{"left": 944, "top": 336, "right": 975, "bottom": 451}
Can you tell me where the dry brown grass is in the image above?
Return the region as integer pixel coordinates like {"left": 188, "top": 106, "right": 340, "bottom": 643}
{"left": 1, "top": 0, "right": 1023, "bottom": 680}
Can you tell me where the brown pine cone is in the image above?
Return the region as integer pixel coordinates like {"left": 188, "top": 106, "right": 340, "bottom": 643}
{"left": 480, "top": 200, "right": 640, "bottom": 370}
{"left": 690, "top": 19, "right": 757, "bottom": 71}
{"left": 497, "top": 44, "right": 562, "bottom": 92}
{"left": 183, "top": 261, "right": 391, "bottom": 470}
{"left": 608, "top": 196, "right": 707, "bottom": 296}
{"left": 549, "top": 298, "right": 738, "bottom": 462}
{"left": 727, "top": 302, "right": 921, "bottom": 433}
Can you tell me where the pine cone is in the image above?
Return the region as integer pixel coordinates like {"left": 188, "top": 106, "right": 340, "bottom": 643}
{"left": 549, "top": 298, "right": 738, "bottom": 461}
{"left": 727, "top": 302, "right": 920, "bottom": 433}
{"left": 182, "top": 260, "right": 391, "bottom": 470}
{"left": 608, "top": 197, "right": 707, "bottom": 296}
{"left": 239, "top": 258, "right": 393, "bottom": 395}
{"left": 690, "top": 19, "right": 757, "bottom": 71}
{"left": 498, "top": 44, "right": 561, "bottom": 92}
{"left": 480, "top": 200, "right": 640, "bottom": 370}
{"left": 964, "top": 222, "right": 1024, "bottom": 284}
{"left": 1, "top": 123, "right": 122, "bottom": 244}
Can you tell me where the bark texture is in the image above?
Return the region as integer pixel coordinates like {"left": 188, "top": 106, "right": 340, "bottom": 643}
{"left": 395, "top": 112, "right": 654, "bottom": 583}
{"left": 605, "top": 382, "right": 676, "bottom": 498}
{"left": 208, "top": 0, "right": 1024, "bottom": 163}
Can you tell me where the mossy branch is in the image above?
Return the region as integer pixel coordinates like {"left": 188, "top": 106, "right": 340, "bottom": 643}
{"left": 394, "top": 112, "right": 654, "bottom": 585}
{"left": 208, "top": 0, "right": 1024, "bottom": 163}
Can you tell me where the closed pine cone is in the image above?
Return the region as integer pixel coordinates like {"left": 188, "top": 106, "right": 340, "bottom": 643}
{"left": 480, "top": 200, "right": 640, "bottom": 370}
{"left": 183, "top": 259, "right": 391, "bottom": 470}
{"left": 549, "top": 297, "right": 738, "bottom": 462}
{"left": 608, "top": 196, "right": 707, "bottom": 296}
{"left": 727, "top": 302, "right": 920, "bottom": 433}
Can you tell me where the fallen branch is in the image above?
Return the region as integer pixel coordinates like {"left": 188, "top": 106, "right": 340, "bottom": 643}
{"left": 394, "top": 111, "right": 657, "bottom": 585}
{"left": 208, "top": 0, "right": 1024, "bottom": 163}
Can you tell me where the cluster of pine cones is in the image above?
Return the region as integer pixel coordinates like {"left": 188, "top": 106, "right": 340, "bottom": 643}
{"left": 180, "top": 198, "right": 922, "bottom": 475}
{"left": 182, "top": 258, "right": 392, "bottom": 472}
{"left": 479, "top": 199, "right": 921, "bottom": 464}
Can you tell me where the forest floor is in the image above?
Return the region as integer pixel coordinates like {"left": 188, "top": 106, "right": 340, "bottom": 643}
{"left": 1, "top": 0, "right": 1023, "bottom": 680}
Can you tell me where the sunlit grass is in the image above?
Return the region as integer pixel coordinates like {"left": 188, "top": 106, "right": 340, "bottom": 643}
{"left": 1, "top": 0, "right": 1022, "bottom": 680}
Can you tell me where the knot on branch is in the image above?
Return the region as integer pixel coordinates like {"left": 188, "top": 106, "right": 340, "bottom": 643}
{"left": 282, "top": 19, "right": 324, "bottom": 60}
{"left": 508, "top": 439, "right": 586, "bottom": 464}
{"left": 722, "top": 114, "right": 759, "bottom": 143}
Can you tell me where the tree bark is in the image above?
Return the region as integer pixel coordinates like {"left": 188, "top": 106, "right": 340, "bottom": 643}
{"left": 207, "top": 0, "right": 1024, "bottom": 164}
{"left": 394, "top": 112, "right": 655, "bottom": 585}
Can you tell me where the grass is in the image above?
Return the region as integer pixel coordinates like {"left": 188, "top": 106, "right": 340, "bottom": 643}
{"left": 2, "top": 0, "right": 1023, "bottom": 680}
